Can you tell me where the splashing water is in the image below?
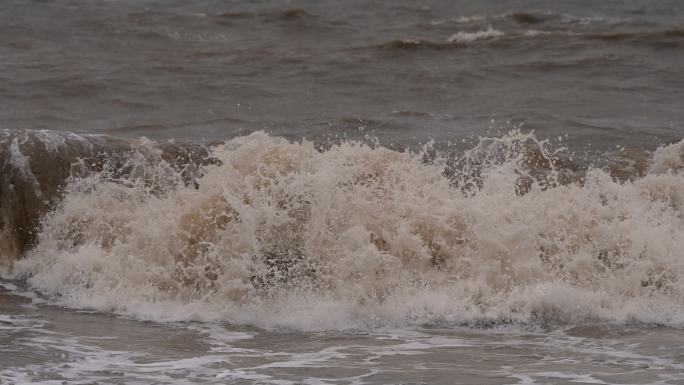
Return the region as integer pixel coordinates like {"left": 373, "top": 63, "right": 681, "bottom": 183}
{"left": 6, "top": 131, "right": 684, "bottom": 331}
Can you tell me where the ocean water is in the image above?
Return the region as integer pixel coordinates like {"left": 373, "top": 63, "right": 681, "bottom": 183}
{"left": 1, "top": 0, "right": 684, "bottom": 384}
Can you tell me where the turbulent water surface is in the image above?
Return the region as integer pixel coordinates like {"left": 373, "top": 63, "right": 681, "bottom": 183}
{"left": 1, "top": 0, "right": 684, "bottom": 384}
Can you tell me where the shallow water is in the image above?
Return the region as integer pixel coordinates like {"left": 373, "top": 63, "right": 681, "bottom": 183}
{"left": 2, "top": 283, "right": 684, "bottom": 385}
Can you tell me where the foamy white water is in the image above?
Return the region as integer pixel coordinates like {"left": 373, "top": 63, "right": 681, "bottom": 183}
{"left": 447, "top": 26, "right": 505, "bottom": 43}
{"left": 2, "top": 281, "right": 684, "bottom": 385}
{"left": 4, "top": 131, "right": 683, "bottom": 331}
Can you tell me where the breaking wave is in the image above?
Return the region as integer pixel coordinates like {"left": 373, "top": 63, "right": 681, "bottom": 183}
{"left": 2, "top": 129, "right": 684, "bottom": 331}
{"left": 364, "top": 27, "right": 684, "bottom": 52}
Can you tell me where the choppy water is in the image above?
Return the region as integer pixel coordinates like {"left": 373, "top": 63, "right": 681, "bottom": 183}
{"left": 2, "top": 0, "right": 683, "bottom": 148}
{"left": 1, "top": 0, "right": 684, "bottom": 384}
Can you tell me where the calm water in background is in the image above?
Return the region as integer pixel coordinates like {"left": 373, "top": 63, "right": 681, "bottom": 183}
{"left": 2, "top": 1, "right": 684, "bottom": 384}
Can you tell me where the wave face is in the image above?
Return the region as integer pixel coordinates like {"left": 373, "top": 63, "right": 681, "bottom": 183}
{"left": 0, "top": 129, "right": 211, "bottom": 267}
{"left": 4, "top": 130, "right": 684, "bottom": 330}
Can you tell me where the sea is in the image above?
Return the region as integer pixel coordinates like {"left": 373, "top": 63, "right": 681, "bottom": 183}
{"left": 1, "top": 0, "right": 684, "bottom": 384}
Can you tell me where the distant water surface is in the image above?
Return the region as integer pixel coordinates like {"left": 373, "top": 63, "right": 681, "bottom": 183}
{"left": 1, "top": 0, "right": 683, "bottom": 149}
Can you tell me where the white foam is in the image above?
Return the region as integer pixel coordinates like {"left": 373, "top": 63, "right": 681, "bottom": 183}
{"left": 8, "top": 137, "right": 42, "bottom": 196}
{"left": 447, "top": 25, "right": 504, "bottom": 43}
{"left": 451, "top": 15, "right": 489, "bottom": 24}
{"left": 648, "top": 139, "right": 684, "bottom": 175}
{"left": 7, "top": 131, "right": 684, "bottom": 331}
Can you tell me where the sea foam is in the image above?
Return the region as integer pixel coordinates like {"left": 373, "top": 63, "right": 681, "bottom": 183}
{"left": 6, "top": 131, "right": 684, "bottom": 330}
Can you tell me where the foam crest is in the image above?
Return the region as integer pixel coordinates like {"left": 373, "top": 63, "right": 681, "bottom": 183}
{"left": 649, "top": 139, "right": 684, "bottom": 175}
{"left": 447, "top": 26, "right": 504, "bottom": 43}
{"left": 7, "top": 131, "right": 684, "bottom": 330}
